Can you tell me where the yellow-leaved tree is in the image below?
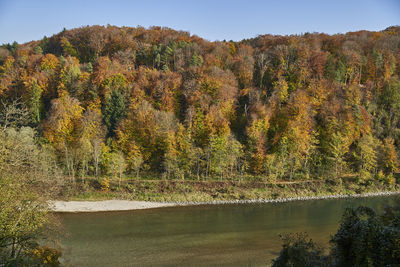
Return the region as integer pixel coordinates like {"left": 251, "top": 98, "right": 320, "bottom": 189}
{"left": 43, "top": 92, "right": 83, "bottom": 181}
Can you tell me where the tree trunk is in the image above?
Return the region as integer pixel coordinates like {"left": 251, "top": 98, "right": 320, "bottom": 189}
{"left": 10, "top": 239, "right": 16, "bottom": 259}
{"left": 196, "top": 157, "right": 200, "bottom": 181}
{"left": 94, "top": 152, "right": 99, "bottom": 177}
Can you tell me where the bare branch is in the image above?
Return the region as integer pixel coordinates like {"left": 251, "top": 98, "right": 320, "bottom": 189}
{"left": 0, "top": 98, "right": 30, "bottom": 132}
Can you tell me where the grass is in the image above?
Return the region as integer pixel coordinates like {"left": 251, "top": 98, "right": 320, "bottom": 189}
{"left": 59, "top": 175, "right": 400, "bottom": 202}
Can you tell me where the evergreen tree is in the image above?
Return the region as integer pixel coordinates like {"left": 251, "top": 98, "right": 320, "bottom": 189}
{"left": 102, "top": 90, "right": 126, "bottom": 136}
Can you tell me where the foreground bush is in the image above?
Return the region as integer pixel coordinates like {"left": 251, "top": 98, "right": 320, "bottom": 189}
{"left": 0, "top": 126, "right": 62, "bottom": 266}
{"left": 272, "top": 205, "right": 400, "bottom": 266}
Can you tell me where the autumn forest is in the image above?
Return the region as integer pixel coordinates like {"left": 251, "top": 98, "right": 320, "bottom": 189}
{"left": 1, "top": 25, "right": 400, "bottom": 183}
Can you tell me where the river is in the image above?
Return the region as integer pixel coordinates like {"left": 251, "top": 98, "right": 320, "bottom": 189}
{"left": 57, "top": 195, "right": 399, "bottom": 266}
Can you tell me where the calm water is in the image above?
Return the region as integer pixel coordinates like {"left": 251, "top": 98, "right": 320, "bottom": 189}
{"left": 57, "top": 195, "right": 399, "bottom": 266}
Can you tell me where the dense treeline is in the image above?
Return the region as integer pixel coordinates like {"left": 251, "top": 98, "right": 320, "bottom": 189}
{"left": 1, "top": 25, "right": 400, "bottom": 182}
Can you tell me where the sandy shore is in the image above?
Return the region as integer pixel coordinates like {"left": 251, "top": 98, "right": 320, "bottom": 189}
{"left": 51, "top": 191, "right": 400, "bottom": 213}
{"left": 51, "top": 200, "right": 176, "bottom": 212}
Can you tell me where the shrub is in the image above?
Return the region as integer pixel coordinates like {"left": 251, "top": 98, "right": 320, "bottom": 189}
{"left": 272, "top": 233, "right": 329, "bottom": 267}
{"left": 100, "top": 178, "right": 110, "bottom": 191}
{"left": 30, "top": 246, "right": 62, "bottom": 266}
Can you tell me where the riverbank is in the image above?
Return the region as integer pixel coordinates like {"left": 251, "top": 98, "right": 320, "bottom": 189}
{"left": 52, "top": 191, "right": 400, "bottom": 212}
{"left": 61, "top": 177, "right": 400, "bottom": 202}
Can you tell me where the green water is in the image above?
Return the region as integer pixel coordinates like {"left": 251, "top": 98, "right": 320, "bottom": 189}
{"left": 57, "top": 195, "right": 399, "bottom": 266}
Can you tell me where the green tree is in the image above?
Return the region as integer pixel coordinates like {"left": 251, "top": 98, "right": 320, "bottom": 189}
{"left": 328, "top": 132, "right": 349, "bottom": 178}
{"left": 78, "top": 107, "right": 107, "bottom": 177}
{"left": 353, "top": 134, "right": 377, "bottom": 180}
{"left": 163, "top": 133, "right": 181, "bottom": 179}
{"left": 3, "top": 41, "right": 18, "bottom": 55}
{"left": 33, "top": 45, "right": 43, "bottom": 55}
{"left": 272, "top": 233, "right": 328, "bottom": 267}
{"left": 102, "top": 90, "right": 126, "bottom": 136}
{"left": 108, "top": 151, "right": 126, "bottom": 188}
{"left": 379, "top": 78, "right": 400, "bottom": 138}
{"left": 378, "top": 137, "right": 399, "bottom": 175}
{"left": 190, "top": 52, "right": 203, "bottom": 67}
{"left": 23, "top": 79, "right": 43, "bottom": 124}
{"left": 60, "top": 37, "right": 78, "bottom": 58}
{"left": 131, "top": 153, "right": 144, "bottom": 179}
{"left": 331, "top": 206, "right": 400, "bottom": 266}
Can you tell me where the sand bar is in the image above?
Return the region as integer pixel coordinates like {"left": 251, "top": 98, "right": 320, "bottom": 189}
{"left": 51, "top": 200, "right": 176, "bottom": 212}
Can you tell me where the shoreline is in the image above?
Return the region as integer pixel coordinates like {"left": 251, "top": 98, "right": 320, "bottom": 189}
{"left": 51, "top": 191, "right": 400, "bottom": 213}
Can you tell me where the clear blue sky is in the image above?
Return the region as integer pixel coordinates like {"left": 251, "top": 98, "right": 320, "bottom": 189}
{"left": 0, "top": 0, "right": 399, "bottom": 44}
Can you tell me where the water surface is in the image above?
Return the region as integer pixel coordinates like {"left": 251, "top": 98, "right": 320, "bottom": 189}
{"left": 58, "top": 195, "right": 399, "bottom": 266}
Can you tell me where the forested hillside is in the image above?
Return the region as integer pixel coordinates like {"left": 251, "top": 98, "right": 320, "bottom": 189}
{"left": 1, "top": 25, "right": 400, "bottom": 182}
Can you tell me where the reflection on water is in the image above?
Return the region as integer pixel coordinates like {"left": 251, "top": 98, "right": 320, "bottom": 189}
{"left": 58, "top": 195, "right": 399, "bottom": 266}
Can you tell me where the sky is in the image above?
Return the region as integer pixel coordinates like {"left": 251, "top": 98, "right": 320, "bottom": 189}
{"left": 0, "top": 0, "right": 399, "bottom": 44}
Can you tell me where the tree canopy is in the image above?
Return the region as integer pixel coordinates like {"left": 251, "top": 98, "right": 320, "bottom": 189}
{"left": 1, "top": 25, "right": 400, "bottom": 181}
